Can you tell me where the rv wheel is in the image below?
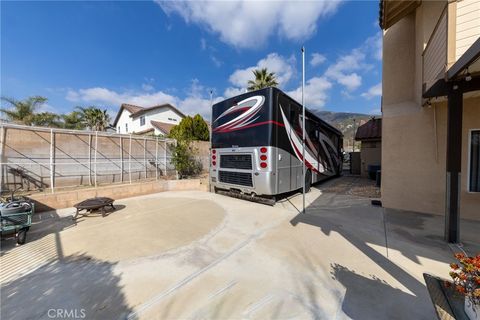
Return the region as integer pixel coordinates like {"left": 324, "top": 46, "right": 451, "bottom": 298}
{"left": 305, "top": 170, "right": 312, "bottom": 193}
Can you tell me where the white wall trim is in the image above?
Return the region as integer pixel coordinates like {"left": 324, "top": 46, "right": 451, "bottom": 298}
{"left": 467, "top": 128, "right": 480, "bottom": 193}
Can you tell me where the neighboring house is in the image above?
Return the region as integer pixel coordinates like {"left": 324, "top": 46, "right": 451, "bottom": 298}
{"left": 380, "top": 0, "right": 480, "bottom": 242}
{"left": 355, "top": 118, "right": 382, "bottom": 178}
{"left": 113, "top": 103, "right": 185, "bottom": 136}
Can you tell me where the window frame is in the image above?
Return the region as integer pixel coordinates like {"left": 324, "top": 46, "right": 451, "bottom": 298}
{"left": 125, "top": 123, "right": 128, "bottom": 133}
{"left": 467, "top": 128, "right": 480, "bottom": 193}
{"left": 140, "top": 115, "right": 146, "bottom": 126}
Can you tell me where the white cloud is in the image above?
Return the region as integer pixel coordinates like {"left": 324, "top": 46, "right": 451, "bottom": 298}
{"left": 369, "top": 108, "right": 381, "bottom": 115}
{"left": 141, "top": 83, "right": 154, "bottom": 91}
{"left": 287, "top": 76, "right": 332, "bottom": 108}
{"left": 66, "top": 87, "right": 177, "bottom": 107}
{"left": 310, "top": 53, "right": 326, "bottom": 66}
{"left": 229, "top": 53, "right": 295, "bottom": 89}
{"left": 324, "top": 48, "right": 367, "bottom": 91}
{"left": 158, "top": 0, "right": 342, "bottom": 49}
{"left": 361, "top": 83, "right": 382, "bottom": 99}
{"left": 364, "top": 31, "right": 382, "bottom": 61}
{"left": 223, "top": 87, "right": 246, "bottom": 98}
{"left": 321, "top": 32, "right": 381, "bottom": 92}
{"left": 200, "top": 38, "right": 207, "bottom": 50}
{"left": 210, "top": 55, "right": 223, "bottom": 67}
{"left": 337, "top": 73, "right": 362, "bottom": 91}
{"left": 66, "top": 80, "right": 221, "bottom": 120}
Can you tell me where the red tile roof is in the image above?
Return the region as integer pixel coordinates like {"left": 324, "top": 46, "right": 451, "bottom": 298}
{"left": 122, "top": 103, "right": 143, "bottom": 114}
{"left": 150, "top": 120, "right": 176, "bottom": 135}
{"left": 130, "top": 103, "right": 186, "bottom": 118}
{"left": 355, "top": 118, "right": 382, "bottom": 141}
{"left": 134, "top": 127, "right": 155, "bottom": 135}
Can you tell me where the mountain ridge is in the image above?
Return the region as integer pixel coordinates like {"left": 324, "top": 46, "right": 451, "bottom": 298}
{"left": 312, "top": 110, "right": 379, "bottom": 150}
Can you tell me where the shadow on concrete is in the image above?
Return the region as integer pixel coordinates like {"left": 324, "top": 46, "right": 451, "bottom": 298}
{"left": 0, "top": 210, "right": 76, "bottom": 254}
{"left": 286, "top": 248, "right": 435, "bottom": 319}
{"left": 0, "top": 254, "right": 135, "bottom": 320}
{"left": 286, "top": 174, "right": 480, "bottom": 319}
{"left": 1, "top": 206, "right": 135, "bottom": 320}
{"left": 330, "top": 263, "right": 432, "bottom": 320}
{"left": 290, "top": 208, "right": 437, "bottom": 294}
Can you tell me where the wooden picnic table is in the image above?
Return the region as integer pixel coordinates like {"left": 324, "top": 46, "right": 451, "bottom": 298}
{"left": 73, "top": 197, "right": 115, "bottom": 219}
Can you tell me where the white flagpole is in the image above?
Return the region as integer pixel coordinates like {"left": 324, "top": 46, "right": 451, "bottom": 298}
{"left": 302, "top": 46, "right": 306, "bottom": 214}
{"left": 209, "top": 90, "right": 213, "bottom": 193}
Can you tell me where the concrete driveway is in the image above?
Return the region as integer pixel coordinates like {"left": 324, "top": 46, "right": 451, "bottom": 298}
{"left": 1, "top": 177, "right": 478, "bottom": 319}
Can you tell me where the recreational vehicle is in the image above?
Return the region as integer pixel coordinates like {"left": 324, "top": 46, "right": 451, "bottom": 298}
{"left": 210, "top": 87, "right": 343, "bottom": 204}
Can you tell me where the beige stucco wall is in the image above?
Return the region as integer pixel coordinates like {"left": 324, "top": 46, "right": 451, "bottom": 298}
{"left": 381, "top": 3, "right": 480, "bottom": 221}
{"left": 360, "top": 141, "right": 381, "bottom": 177}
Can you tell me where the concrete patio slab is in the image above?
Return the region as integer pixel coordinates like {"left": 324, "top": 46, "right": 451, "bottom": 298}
{"left": 1, "top": 177, "right": 478, "bottom": 320}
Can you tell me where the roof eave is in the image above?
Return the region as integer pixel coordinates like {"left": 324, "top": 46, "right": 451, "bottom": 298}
{"left": 379, "top": 0, "right": 421, "bottom": 30}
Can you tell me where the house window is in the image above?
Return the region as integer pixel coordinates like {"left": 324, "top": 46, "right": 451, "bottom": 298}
{"left": 125, "top": 123, "right": 128, "bottom": 133}
{"left": 168, "top": 117, "right": 177, "bottom": 122}
{"left": 117, "top": 126, "right": 120, "bottom": 133}
{"left": 140, "top": 116, "right": 145, "bottom": 126}
{"left": 469, "top": 130, "right": 480, "bottom": 192}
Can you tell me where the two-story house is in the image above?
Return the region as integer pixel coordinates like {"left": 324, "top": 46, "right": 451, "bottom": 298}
{"left": 113, "top": 103, "right": 185, "bottom": 136}
{"left": 380, "top": 0, "right": 480, "bottom": 242}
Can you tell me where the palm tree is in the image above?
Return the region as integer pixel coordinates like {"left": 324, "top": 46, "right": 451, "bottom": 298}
{"left": 77, "top": 106, "right": 111, "bottom": 131}
{"left": 0, "top": 96, "right": 48, "bottom": 125}
{"left": 247, "top": 68, "right": 279, "bottom": 91}
{"left": 62, "top": 111, "right": 85, "bottom": 130}
{"left": 32, "top": 112, "right": 62, "bottom": 127}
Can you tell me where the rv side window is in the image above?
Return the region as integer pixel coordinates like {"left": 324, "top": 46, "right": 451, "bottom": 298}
{"left": 289, "top": 108, "right": 295, "bottom": 124}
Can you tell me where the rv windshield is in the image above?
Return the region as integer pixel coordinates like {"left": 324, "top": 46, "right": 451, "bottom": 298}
{"left": 211, "top": 91, "right": 271, "bottom": 149}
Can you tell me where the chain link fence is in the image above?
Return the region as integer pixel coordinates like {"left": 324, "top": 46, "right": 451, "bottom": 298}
{"left": 0, "top": 124, "right": 178, "bottom": 194}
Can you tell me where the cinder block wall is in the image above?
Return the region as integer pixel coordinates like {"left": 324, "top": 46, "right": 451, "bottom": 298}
{"left": 30, "top": 179, "right": 209, "bottom": 212}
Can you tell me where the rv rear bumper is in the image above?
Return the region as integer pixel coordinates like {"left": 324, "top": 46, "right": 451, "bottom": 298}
{"left": 210, "top": 169, "right": 276, "bottom": 196}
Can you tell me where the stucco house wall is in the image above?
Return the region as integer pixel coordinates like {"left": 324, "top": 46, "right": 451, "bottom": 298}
{"left": 116, "top": 105, "right": 184, "bottom": 135}
{"left": 381, "top": 2, "right": 480, "bottom": 221}
{"left": 360, "top": 141, "right": 381, "bottom": 177}
{"left": 117, "top": 109, "right": 133, "bottom": 134}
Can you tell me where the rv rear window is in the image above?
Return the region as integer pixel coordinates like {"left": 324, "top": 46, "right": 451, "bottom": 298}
{"left": 469, "top": 130, "right": 480, "bottom": 192}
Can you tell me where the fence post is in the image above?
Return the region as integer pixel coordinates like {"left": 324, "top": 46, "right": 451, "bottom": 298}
{"left": 88, "top": 134, "right": 92, "bottom": 185}
{"left": 120, "top": 136, "right": 124, "bottom": 182}
{"left": 164, "top": 140, "right": 167, "bottom": 177}
{"left": 155, "top": 137, "right": 159, "bottom": 180}
{"left": 129, "top": 134, "right": 132, "bottom": 184}
{"left": 144, "top": 138, "right": 147, "bottom": 180}
{"left": 174, "top": 139, "right": 178, "bottom": 180}
{"left": 49, "top": 129, "right": 55, "bottom": 193}
{"left": 0, "top": 126, "right": 6, "bottom": 194}
{"left": 94, "top": 131, "right": 98, "bottom": 187}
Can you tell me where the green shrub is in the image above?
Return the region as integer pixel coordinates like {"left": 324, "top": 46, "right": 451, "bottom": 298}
{"left": 169, "top": 140, "right": 202, "bottom": 179}
{"left": 169, "top": 114, "right": 209, "bottom": 141}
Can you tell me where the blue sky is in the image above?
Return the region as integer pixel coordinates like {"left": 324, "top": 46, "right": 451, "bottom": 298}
{"left": 1, "top": 0, "right": 382, "bottom": 120}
